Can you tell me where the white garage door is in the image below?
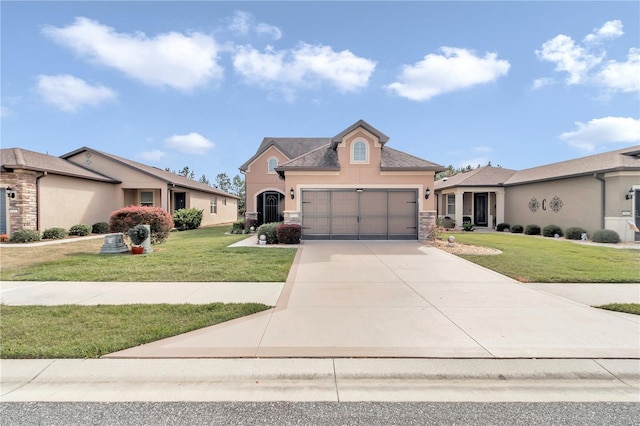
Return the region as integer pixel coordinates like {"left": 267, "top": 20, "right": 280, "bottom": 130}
{"left": 301, "top": 189, "right": 417, "bottom": 240}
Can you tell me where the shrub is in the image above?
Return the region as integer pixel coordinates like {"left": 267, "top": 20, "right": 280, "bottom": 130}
{"left": 245, "top": 218, "right": 258, "bottom": 231}
{"left": 524, "top": 224, "right": 541, "bottom": 235}
{"left": 276, "top": 223, "right": 302, "bottom": 244}
{"left": 173, "top": 208, "right": 203, "bottom": 231}
{"left": 565, "top": 227, "right": 588, "bottom": 240}
{"left": 496, "top": 223, "right": 510, "bottom": 232}
{"left": 257, "top": 222, "right": 279, "bottom": 244}
{"left": 0, "top": 234, "right": 9, "bottom": 242}
{"left": 462, "top": 222, "right": 474, "bottom": 232}
{"left": 69, "top": 224, "right": 92, "bottom": 236}
{"left": 109, "top": 206, "right": 174, "bottom": 244}
{"left": 92, "top": 222, "right": 109, "bottom": 234}
{"left": 127, "top": 224, "right": 150, "bottom": 245}
{"left": 542, "top": 224, "right": 563, "bottom": 238}
{"left": 9, "top": 229, "right": 41, "bottom": 243}
{"left": 230, "top": 222, "right": 245, "bottom": 234}
{"left": 510, "top": 224, "right": 524, "bottom": 234}
{"left": 42, "top": 227, "right": 68, "bottom": 240}
{"left": 437, "top": 217, "right": 455, "bottom": 230}
{"left": 591, "top": 229, "right": 621, "bottom": 244}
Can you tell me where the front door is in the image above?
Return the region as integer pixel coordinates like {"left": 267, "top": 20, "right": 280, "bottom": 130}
{"left": 474, "top": 193, "right": 488, "bottom": 226}
{"left": 264, "top": 192, "right": 280, "bottom": 223}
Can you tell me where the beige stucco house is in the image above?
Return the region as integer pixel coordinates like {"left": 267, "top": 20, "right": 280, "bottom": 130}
{"left": 241, "top": 120, "right": 446, "bottom": 240}
{"left": 435, "top": 145, "right": 640, "bottom": 242}
{"left": 1, "top": 147, "right": 238, "bottom": 235}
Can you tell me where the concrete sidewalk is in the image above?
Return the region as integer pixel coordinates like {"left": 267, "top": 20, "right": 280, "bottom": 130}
{"left": 105, "top": 241, "right": 640, "bottom": 359}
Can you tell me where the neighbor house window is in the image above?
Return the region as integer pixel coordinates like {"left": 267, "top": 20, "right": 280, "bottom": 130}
{"left": 446, "top": 194, "right": 455, "bottom": 215}
{"left": 211, "top": 196, "right": 217, "bottom": 214}
{"left": 352, "top": 140, "right": 367, "bottom": 163}
{"left": 140, "top": 191, "right": 154, "bottom": 207}
{"left": 267, "top": 157, "right": 278, "bottom": 173}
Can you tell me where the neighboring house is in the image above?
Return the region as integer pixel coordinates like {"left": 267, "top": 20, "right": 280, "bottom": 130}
{"left": 435, "top": 145, "right": 640, "bottom": 242}
{"left": 1, "top": 147, "right": 239, "bottom": 235}
{"left": 241, "top": 120, "right": 445, "bottom": 240}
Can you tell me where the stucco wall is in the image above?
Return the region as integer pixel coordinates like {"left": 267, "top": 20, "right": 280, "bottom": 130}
{"left": 243, "top": 145, "right": 288, "bottom": 213}
{"left": 504, "top": 175, "right": 602, "bottom": 234}
{"left": 189, "top": 191, "right": 238, "bottom": 226}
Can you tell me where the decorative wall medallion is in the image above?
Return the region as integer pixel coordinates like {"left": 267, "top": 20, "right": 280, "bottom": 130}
{"left": 549, "top": 196, "right": 564, "bottom": 213}
{"left": 528, "top": 197, "right": 540, "bottom": 213}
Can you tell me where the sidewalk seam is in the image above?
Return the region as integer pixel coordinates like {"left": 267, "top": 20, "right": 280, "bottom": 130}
{"left": 0, "top": 359, "right": 56, "bottom": 398}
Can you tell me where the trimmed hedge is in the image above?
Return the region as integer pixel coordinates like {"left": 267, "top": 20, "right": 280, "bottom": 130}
{"left": 510, "top": 224, "right": 524, "bottom": 234}
{"left": 496, "top": 223, "right": 510, "bottom": 232}
{"left": 230, "top": 222, "right": 245, "bottom": 234}
{"left": 542, "top": 224, "right": 563, "bottom": 238}
{"left": 173, "top": 208, "right": 203, "bottom": 231}
{"left": 524, "top": 224, "right": 541, "bottom": 235}
{"left": 257, "top": 222, "right": 279, "bottom": 244}
{"left": 69, "top": 224, "right": 92, "bottom": 236}
{"left": 566, "top": 227, "right": 588, "bottom": 240}
{"left": 42, "top": 228, "right": 68, "bottom": 240}
{"left": 592, "top": 229, "right": 621, "bottom": 244}
{"left": 109, "top": 206, "right": 174, "bottom": 244}
{"left": 92, "top": 222, "right": 109, "bottom": 234}
{"left": 276, "top": 223, "right": 302, "bottom": 244}
{"left": 9, "top": 229, "right": 41, "bottom": 243}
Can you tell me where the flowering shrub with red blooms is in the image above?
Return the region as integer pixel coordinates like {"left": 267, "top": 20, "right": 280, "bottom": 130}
{"left": 276, "top": 223, "right": 301, "bottom": 244}
{"left": 109, "top": 206, "right": 174, "bottom": 244}
{"left": 0, "top": 234, "right": 9, "bottom": 242}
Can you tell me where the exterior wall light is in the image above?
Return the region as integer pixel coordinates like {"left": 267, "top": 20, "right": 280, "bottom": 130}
{"left": 626, "top": 188, "right": 634, "bottom": 200}
{"left": 425, "top": 187, "right": 431, "bottom": 199}
{"left": 5, "top": 186, "right": 15, "bottom": 199}
{"left": 290, "top": 187, "right": 295, "bottom": 200}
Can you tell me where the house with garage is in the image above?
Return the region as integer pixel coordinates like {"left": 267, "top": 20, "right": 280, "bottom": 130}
{"left": 240, "top": 120, "right": 445, "bottom": 240}
{"left": 434, "top": 145, "right": 640, "bottom": 242}
{"left": 1, "top": 147, "right": 239, "bottom": 235}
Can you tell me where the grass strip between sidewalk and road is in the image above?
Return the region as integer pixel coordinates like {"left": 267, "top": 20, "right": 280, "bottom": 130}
{"left": 595, "top": 303, "right": 640, "bottom": 316}
{"left": 0, "top": 303, "right": 270, "bottom": 359}
{"left": 0, "top": 226, "right": 295, "bottom": 282}
{"left": 443, "top": 232, "right": 639, "bottom": 283}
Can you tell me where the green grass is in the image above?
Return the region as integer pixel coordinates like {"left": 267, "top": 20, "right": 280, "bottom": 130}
{"left": 595, "top": 303, "right": 640, "bottom": 315}
{"left": 444, "top": 232, "right": 639, "bottom": 282}
{"left": 0, "top": 303, "right": 270, "bottom": 358}
{"left": 0, "top": 226, "right": 296, "bottom": 282}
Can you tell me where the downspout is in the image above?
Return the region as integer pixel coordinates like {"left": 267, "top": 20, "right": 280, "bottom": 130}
{"left": 594, "top": 173, "right": 605, "bottom": 229}
{"left": 35, "top": 171, "right": 47, "bottom": 230}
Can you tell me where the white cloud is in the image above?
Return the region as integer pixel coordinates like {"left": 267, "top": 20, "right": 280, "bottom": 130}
{"left": 559, "top": 116, "right": 640, "bottom": 151}
{"left": 535, "top": 20, "right": 638, "bottom": 93}
{"left": 43, "top": 17, "right": 222, "bottom": 91}
{"left": 473, "top": 146, "right": 492, "bottom": 154}
{"left": 531, "top": 77, "right": 555, "bottom": 90}
{"left": 597, "top": 48, "right": 640, "bottom": 93}
{"left": 233, "top": 43, "right": 376, "bottom": 97}
{"left": 584, "top": 20, "right": 624, "bottom": 43}
{"left": 163, "top": 133, "right": 215, "bottom": 155}
{"left": 139, "top": 150, "right": 166, "bottom": 162}
{"left": 227, "top": 11, "right": 282, "bottom": 40}
{"left": 385, "top": 47, "right": 510, "bottom": 101}
{"left": 36, "top": 74, "right": 116, "bottom": 112}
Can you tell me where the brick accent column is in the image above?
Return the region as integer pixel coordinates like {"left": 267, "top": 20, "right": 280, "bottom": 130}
{"left": 419, "top": 210, "right": 437, "bottom": 242}
{"left": 283, "top": 211, "right": 301, "bottom": 225}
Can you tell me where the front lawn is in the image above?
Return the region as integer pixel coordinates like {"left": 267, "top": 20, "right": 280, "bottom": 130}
{"left": 0, "top": 303, "right": 270, "bottom": 358}
{"left": 0, "top": 226, "right": 295, "bottom": 282}
{"left": 441, "top": 233, "right": 639, "bottom": 283}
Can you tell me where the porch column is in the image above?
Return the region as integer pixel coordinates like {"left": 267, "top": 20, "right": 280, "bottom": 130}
{"left": 455, "top": 190, "right": 464, "bottom": 229}
{"left": 495, "top": 188, "right": 505, "bottom": 227}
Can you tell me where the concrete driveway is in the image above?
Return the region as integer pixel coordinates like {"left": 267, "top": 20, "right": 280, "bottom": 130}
{"left": 106, "top": 241, "right": 640, "bottom": 359}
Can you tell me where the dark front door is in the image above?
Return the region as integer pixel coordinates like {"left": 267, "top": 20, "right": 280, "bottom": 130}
{"left": 474, "top": 193, "right": 488, "bottom": 226}
{"left": 174, "top": 192, "right": 186, "bottom": 210}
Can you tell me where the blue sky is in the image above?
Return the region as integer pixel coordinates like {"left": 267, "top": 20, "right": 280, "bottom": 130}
{"left": 2, "top": 1, "right": 639, "bottom": 182}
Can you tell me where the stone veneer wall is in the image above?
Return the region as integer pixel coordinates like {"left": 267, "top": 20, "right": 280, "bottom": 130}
{"left": 283, "top": 211, "right": 301, "bottom": 226}
{"left": 419, "top": 210, "right": 437, "bottom": 242}
{"left": 1, "top": 170, "right": 39, "bottom": 233}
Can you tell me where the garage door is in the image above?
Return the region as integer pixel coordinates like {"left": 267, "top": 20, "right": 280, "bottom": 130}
{"left": 301, "top": 189, "right": 417, "bottom": 240}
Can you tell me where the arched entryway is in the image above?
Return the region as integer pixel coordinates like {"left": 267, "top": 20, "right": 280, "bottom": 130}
{"left": 256, "top": 191, "right": 284, "bottom": 225}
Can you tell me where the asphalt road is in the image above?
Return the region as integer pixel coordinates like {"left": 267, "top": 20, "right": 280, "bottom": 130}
{"left": 2, "top": 402, "right": 639, "bottom": 425}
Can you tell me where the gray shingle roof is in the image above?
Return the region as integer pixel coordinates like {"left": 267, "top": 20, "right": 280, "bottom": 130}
{"left": 331, "top": 119, "right": 390, "bottom": 148}
{"left": 277, "top": 144, "right": 339, "bottom": 170}
{"left": 380, "top": 147, "right": 446, "bottom": 171}
{"left": 61, "top": 147, "right": 239, "bottom": 198}
{"left": 239, "top": 138, "right": 330, "bottom": 172}
{"left": 1, "top": 148, "right": 119, "bottom": 182}
{"left": 435, "top": 166, "right": 517, "bottom": 190}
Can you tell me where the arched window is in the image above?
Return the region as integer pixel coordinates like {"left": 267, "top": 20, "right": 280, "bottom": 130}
{"left": 267, "top": 157, "right": 278, "bottom": 173}
{"left": 352, "top": 140, "right": 367, "bottom": 163}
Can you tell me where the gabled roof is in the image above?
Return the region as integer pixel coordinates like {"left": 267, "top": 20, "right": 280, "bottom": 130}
{"left": 435, "top": 166, "right": 517, "bottom": 190}
{"left": 61, "top": 147, "right": 239, "bottom": 199}
{"left": 380, "top": 147, "right": 446, "bottom": 171}
{"left": 277, "top": 144, "right": 339, "bottom": 172}
{"left": 330, "top": 119, "right": 390, "bottom": 149}
{"left": 504, "top": 144, "right": 640, "bottom": 185}
{"left": 1, "top": 148, "right": 119, "bottom": 183}
{"left": 239, "top": 138, "right": 330, "bottom": 172}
